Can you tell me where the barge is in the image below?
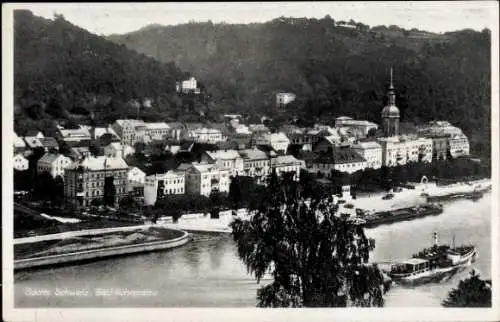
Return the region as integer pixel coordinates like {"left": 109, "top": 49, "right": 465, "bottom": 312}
{"left": 355, "top": 203, "right": 443, "bottom": 228}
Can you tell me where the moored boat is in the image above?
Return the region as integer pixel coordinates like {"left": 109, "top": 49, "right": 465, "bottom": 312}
{"left": 388, "top": 232, "right": 477, "bottom": 285}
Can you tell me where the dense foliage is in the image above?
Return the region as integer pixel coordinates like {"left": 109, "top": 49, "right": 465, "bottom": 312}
{"left": 14, "top": 10, "right": 209, "bottom": 136}
{"left": 230, "top": 171, "right": 388, "bottom": 307}
{"left": 442, "top": 270, "right": 491, "bottom": 307}
{"left": 110, "top": 18, "right": 491, "bottom": 157}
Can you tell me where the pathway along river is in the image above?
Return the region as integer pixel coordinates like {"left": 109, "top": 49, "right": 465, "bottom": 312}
{"left": 15, "top": 193, "right": 491, "bottom": 307}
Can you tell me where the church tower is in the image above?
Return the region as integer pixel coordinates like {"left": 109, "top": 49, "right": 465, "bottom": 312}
{"left": 381, "top": 67, "right": 400, "bottom": 137}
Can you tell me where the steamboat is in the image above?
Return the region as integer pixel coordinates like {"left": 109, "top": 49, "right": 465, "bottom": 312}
{"left": 388, "top": 232, "right": 477, "bottom": 285}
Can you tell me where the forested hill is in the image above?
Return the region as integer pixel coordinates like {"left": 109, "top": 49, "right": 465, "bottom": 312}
{"left": 13, "top": 10, "right": 206, "bottom": 137}
{"left": 108, "top": 17, "right": 491, "bottom": 156}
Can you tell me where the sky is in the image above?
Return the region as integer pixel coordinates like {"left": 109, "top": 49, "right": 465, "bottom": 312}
{"left": 9, "top": 2, "right": 498, "bottom": 36}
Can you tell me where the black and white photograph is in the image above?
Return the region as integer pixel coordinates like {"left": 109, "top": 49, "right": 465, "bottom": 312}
{"left": 2, "top": 2, "right": 499, "bottom": 321}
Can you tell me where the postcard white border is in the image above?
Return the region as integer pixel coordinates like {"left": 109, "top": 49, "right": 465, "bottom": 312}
{"left": 2, "top": 2, "right": 500, "bottom": 321}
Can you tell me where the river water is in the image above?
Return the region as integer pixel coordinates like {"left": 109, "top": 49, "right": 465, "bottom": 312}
{"left": 14, "top": 193, "right": 491, "bottom": 308}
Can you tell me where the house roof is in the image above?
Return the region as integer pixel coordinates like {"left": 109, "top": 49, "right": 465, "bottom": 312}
{"left": 316, "top": 147, "right": 366, "bottom": 165}
{"left": 41, "top": 137, "right": 59, "bottom": 148}
{"left": 38, "top": 153, "right": 66, "bottom": 165}
{"left": 145, "top": 122, "right": 170, "bottom": 130}
{"left": 71, "top": 156, "right": 129, "bottom": 171}
{"left": 271, "top": 155, "right": 304, "bottom": 166}
{"left": 239, "top": 148, "right": 269, "bottom": 160}
{"left": 352, "top": 141, "right": 381, "bottom": 149}
{"left": 14, "top": 133, "right": 26, "bottom": 147}
{"left": 58, "top": 126, "right": 90, "bottom": 138}
{"left": 205, "top": 150, "right": 241, "bottom": 160}
{"left": 269, "top": 132, "right": 290, "bottom": 142}
{"left": 24, "top": 136, "right": 43, "bottom": 148}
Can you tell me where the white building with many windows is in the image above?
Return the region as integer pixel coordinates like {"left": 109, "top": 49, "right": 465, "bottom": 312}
{"left": 351, "top": 141, "right": 382, "bottom": 169}
{"left": 183, "top": 162, "right": 230, "bottom": 196}
{"left": 449, "top": 134, "right": 470, "bottom": 158}
{"left": 201, "top": 150, "right": 244, "bottom": 176}
{"left": 189, "top": 128, "right": 225, "bottom": 144}
{"left": 37, "top": 153, "right": 73, "bottom": 179}
{"left": 57, "top": 125, "right": 91, "bottom": 144}
{"left": 103, "top": 142, "right": 135, "bottom": 159}
{"left": 13, "top": 153, "right": 29, "bottom": 171}
{"left": 143, "top": 170, "right": 185, "bottom": 206}
{"left": 311, "top": 147, "right": 367, "bottom": 175}
{"left": 271, "top": 155, "right": 305, "bottom": 181}
{"left": 238, "top": 148, "right": 271, "bottom": 184}
{"left": 127, "top": 167, "right": 146, "bottom": 190}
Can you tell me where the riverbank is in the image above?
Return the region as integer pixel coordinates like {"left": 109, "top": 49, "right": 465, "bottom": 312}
{"left": 14, "top": 226, "right": 189, "bottom": 271}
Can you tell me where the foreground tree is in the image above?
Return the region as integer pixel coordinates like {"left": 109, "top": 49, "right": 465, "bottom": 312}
{"left": 442, "top": 270, "right": 492, "bottom": 307}
{"left": 230, "top": 174, "right": 388, "bottom": 307}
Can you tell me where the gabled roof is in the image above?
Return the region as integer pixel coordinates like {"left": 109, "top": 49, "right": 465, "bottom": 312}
{"left": 38, "top": 153, "right": 66, "bottom": 165}
{"left": 71, "top": 156, "right": 128, "bottom": 171}
{"left": 352, "top": 141, "right": 381, "bottom": 149}
{"left": 315, "top": 147, "right": 366, "bottom": 165}
{"left": 24, "top": 136, "right": 43, "bottom": 148}
{"left": 238, "top": 148, "right": 269, "bottom": 160}
{"left": 205, "top": 150, "right": 241, "bottom": 160}
{"left": 40, "top": 137, "right": 59, "bottom": 148}
{"left": 271, "top": 155, "right": 305, "bottom": 166}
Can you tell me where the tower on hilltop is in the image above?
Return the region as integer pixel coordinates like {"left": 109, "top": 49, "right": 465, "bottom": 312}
{"left": 381, "top": 67, "right": 400, "bottom": 137}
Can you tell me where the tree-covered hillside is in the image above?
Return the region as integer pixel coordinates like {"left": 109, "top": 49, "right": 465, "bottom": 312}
{"left": 14, "top": 10, "right": 208, "bottom": 137}
{"left": 109, "top": 17, "right": 491, "bottom": 157}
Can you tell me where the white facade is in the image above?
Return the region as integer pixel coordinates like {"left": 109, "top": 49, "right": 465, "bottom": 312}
{"left": 202, "top": 150, "right": 244, "bottom": 176}
{"left": 405, "top": 137, "right": 433, "bottom": 163}
{"left": 271, "top": 155, "right": 305, "bottom": 181}
{"left": 103, "top": 142, "right": 135, "bottom": 159}
{"left": 254, "top": 132, "right": 290, "bottom": 153}
{"left": 144, "top": 122, "right": 171, "bottom": 143}
{"left": 13, "top": 154, "right": 29, "bottom": 171}
{"left": 111, "top": 119, "right": 147, "bottom": 147}
{"left": 13, "top": 133, "right": 26, "bottom": 151}
{"left": 184, "top": 163, "right": 230, "bottom": 196}
{"left": 238, "top": 148, "right": 271, "bottom": 184}
{"left": 449, "top": 134, "right": 470, "bottom": 158}
{"left": 352, "top": 141, "right": 382, "bottom": 169}
{"left": 37, "top": 153, "right": 73, "bottom": 179}
{"left": 182, "top": 77, "right": 197, "bottom": 91}
{"left": 143, "top": 171, "right": 185, "bottom": 206}
{"left": 377, "top": 137, "right": 408, "bottom": 167}
{"left": 189, "top": 128, "right": 225, "bottom": 143}
{"left": 276, "top": 93, "right": 296, "bottom": 107}
{"left": 127, "top": 167, "right": 146, "bottom": 191}
{"left": 57, "top": 125, "right": 91, "bottom": 143}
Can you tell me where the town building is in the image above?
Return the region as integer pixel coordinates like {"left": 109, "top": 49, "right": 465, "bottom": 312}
{"left": 351, "top": 141, "right": 383, "bottom": 169}
{"left": 23, "top": 136, "right": 44, "bottom": 150}
{"left": 404, "top": 136, "right": 433, "bottom": 163}
{"left": 82, "top": 125, "right": 120, "bottom": 142}
{"left": 270, "top": 155, "right": 305, "bottom": 181}
{"left": 335, "top": 117, "right": 378, "bottom": 139}
{"left": 238, "top": 148, "right": 271, "bottom": 184}
{"left": 276, "top": 92, "right": 297, "bottom": 108}
{"left": 176, "top": 77, "right": 200, "bottom": 94}
{"left": 37, "top": 153, "right": 73, "bottom": 179}
{"left": 183, "top": 162, "right": 230, "bottom": 196}
{"left": 248, "top": 124, "right": 271, "bottom": 136}
{"left": 449, "top": 134, "right": 470, "bottom": 158}
{"left": 111, "top": 119, "right": 147, "bottom": 147}
{"left": 311, "top": 147, "right": 367, "bottom": 175}
{"left": 418, "top": 121, "right": 464, "bottom": 137}
{"left": 201, "top": 150, "right": 244, "bottom": 176}
{"left": 40, "top": 137, "right": 59, "bottom": 152}
{"left": 144, "top": 122, "right": 171, "bottom": 143}
{"left": 313, "top": 135, "right": 342, "bottom": 154}
{"left": 189, "top": 127, "right": 225, "bottom": 144}
{"left": 127, "top": 167, "right": 146, "bottom": 192}
{"left": 143, "top": 170, "right": 185, "bottom": 206}
{"left": 13, "top": 132, "right": 27, "bottom": 153}
{"left": 64, "top": 156, "right": 129, "bottom": 207}
{"left": 429, "top": 134, "right": 449, "bottom": 161}
{"left": 69, "top": 147, "right": 92, "bottom": 161}
{"left": 103, "top": 142, "right": 135, "bottom": 159}
{"left": 57, "top": 125, "right": 91, "bottom": 145}
{"left": 377, "top": 136, "right": 408, "bottom": 167}
{"left": 381, "top": 67, "right": 400, "bottom": 137}
{"left": 13, "top": 153, "right": 29, "bottom": 171}
{"left": 252, "top": 132, "right": 290, "bottom": 154}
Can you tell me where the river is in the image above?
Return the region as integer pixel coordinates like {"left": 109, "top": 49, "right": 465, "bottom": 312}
{"left": 14, "top": 193, "right": 491, "bottom": 308}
